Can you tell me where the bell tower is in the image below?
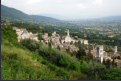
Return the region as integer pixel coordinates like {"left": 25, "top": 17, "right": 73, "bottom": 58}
{"left": 96, "top": 45, "right": 103, "bottom": 63}
{"left": 114, "top": 46, "right": 117, "bottom": 54}
{"left": 67, "top": 29, "right": 70, "bottom": 36}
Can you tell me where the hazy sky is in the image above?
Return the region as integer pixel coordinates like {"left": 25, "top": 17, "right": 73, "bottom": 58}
{"left": 1, "top": 0, "right": 121, "bottom": 20}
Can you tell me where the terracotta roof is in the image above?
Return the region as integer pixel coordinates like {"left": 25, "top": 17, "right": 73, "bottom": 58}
{"left": 44, "top": 33, "right": 48, "bottom": 36}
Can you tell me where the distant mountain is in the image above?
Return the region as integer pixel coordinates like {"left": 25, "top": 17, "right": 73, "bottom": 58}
{"left": 38, "top": 14, "right": 69, "bottom": 20}
{"left": 30, "top": 15, "right": 63, "bottom": 23}
{"left": 1, "top": 4, "right": 65, "bottom": 24}
{"left": 1, "top": 4, "right": 32, "bottom": 20}
{"left": 99, "top": 16, "right": 121, "bottom": 20}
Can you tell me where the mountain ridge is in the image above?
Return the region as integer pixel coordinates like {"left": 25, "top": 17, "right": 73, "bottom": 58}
{"left": 30, "top": 15, "right": 63, "bottom": 23}
{"left": 1, "top": 4, "right": 121, "bottom": 23}
{"left": 1, "top": 4, "right": 64, "bottom": 23}
{"left": 1, "top": 4, "right": 32, "bottom": 20}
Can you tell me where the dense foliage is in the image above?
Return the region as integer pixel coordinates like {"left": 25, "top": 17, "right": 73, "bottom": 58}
{"left": 11, "top": 23, "right": 44, "bottom": 34}
{"left": 1, "top": 24, "right": 121, "bottom": 80}
{"left": 21, "top": 39, "right": 42, "bottom": 52}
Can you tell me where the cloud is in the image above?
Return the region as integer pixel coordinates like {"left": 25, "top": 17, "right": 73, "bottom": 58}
{"left": 92, "top": 0, "right": 103, "bottom": 6}
{"left": 26, "top": 0, "right": 41, "bottom": 5}
{"left": 1, "top": 0, "right": 121, "bottom": 20}
{"left": 77, "top": 4, "right": 86, "bottom": 9}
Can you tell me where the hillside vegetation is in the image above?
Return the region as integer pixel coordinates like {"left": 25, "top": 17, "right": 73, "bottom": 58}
{"left": 30, "top": 15, "right": 62, "bottom": 23}
{"left": 1, "top": 5, "right": 33, "bottom": 21}
{"left": 1, "top": 24, "right": 121, "bottom": 80}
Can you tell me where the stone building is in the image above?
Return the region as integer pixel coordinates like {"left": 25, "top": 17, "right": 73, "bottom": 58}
{"left": 41, "top": 29, "right": 88, "bottom": 45}
{"left": 13, "top": 27, "right": 39, "bottom": 42}
{"left": 110, "top": 46, "right": 117, "bottom": 54}
{"left": 85, "top": 45, "right": 121, "bottom": 67}
{"left": 60, "top": 30, "right": 88, "bottom": 45}
{"left": 41, "top": 30, "right": 80, "bottom": 52}
{"left": 61, "top": 30, "right": 75, "bottom": 44}
{"left": 96, "top": 45, "right": 104, "bottom": 63}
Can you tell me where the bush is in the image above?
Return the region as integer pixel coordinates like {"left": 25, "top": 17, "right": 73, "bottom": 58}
{"left": 38, "top": 45, "right": 79, "bottom": 67}
{"left": 69, "top": 71, "right": 87, "bottom": 80}
{"left": 85, "top": 61, "right": 113, "bottom": 79}
{"left": 80, "top": 61, "right": 88, "bottom": 73}
{"left": 69, "top": 62, "right": 80, "bottom": 72}
{"left": 97, "top": 68, "right": 121, "bottom": 80}
{"left": 41, "top": 60, "right": 48, "bottom": 65}
{"left": 21, "top": 39, "right": 42, "bottom": 51}
{"left": 12, "top": 42, "right": 27, "bottom": 49}
{"left": 36, "top": 55, "right": 43, "bottom": 62}
{"left": 56, "top": 68, "right": 70, "bottom": 77}
{"left": 1, "top": 24, "right": 18, "bottom": 43}
{"left": 59, "top": 57, "right": 70, "bottom": 68}
{"left": 41, "top": 60, "right": 70, "bottom": 78}
{"left": 48, "top": 63, "right": 59, "bottom": 71}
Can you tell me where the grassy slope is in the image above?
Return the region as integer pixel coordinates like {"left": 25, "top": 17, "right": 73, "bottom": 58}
{"left": 1, "top": 40, "right": 78, "bottom": 80}
{"left": 1, "top": 24, "right": 87, "bottom": 80}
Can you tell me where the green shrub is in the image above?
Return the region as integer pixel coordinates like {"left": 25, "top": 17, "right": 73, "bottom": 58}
{"left": 38, "top": 45, "right": 79, "bottom": 71}
{"left": 1, "top": 24, "right": 27, "bottom": 50}
{"left": 1, "top": 24, "right": 18, "bottom": 43}
{"left": 85, "top": 61, "right": 113, "bottom": 79}
{"left": 12, "top": 42, "right": 27, "bottom": 49}
{"left": 41, "top": 60, "right": 48, "bottom": 65}
{"left": 31, "top": 52, "right": 43, "bottom": 62}
{"left": 97, "top": 68, "right": 121, "bottom": 80}
{"left": 21, "top": 39, "right": 42, "bottom": 51}
{"left": 59, "top": 58, "right": 70, "bottom": 68}
{"left": 69, "top": 71, "right": 87, "bottom": 80}
{"left": 41, "top": 60, "right": 59, "bottom": 71}
{"left": 80, "top": 61, "right": 88, "bottom": 73}
{"left": 41, "top": 60, "right": 71, "bottom": 78}
{"left": 69, "top": 62, "right": 80, "bottom": 72}
{"left": 56, "top": 68, "right": 70, "bottom": 77}
{"left": 48, "top": 64, "right": 58, "bottom": 71}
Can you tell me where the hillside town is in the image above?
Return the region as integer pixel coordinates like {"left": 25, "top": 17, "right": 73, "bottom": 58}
{"left": 2, "top": 1, "right": 121, "bottom": 80}
{"left": 13, "top": 27, "right": 121, "bottom": 67}
{"left": 41, "top": 29, "right": 88, "bottom": 52}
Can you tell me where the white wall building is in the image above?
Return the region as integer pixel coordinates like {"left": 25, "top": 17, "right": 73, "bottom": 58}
{"left": 59, "top": 29, "right": 88, "bottom": 45}
{"left": 13, "top": 27, "right": 39, "bottom": 42}
{"left": 110, "top": 46, "right": 117, "bottom": 54}
{"left": 96, "top": 45, "right": 103, "bottom": 63}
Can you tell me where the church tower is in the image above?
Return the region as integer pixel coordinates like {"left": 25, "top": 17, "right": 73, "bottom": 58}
{"left": 67, "top": 29, "right": 70, "bottom": 36}
{"left": 114, "top": 46, "right": 117, "bottom": 54}
{"left": 96, "top": 45, "right": 103, "bottom": 63}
